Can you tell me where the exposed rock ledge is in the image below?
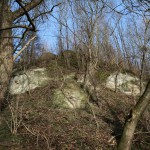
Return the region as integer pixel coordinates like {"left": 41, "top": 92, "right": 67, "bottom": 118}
{"left": 9, "top": 68, "right": 87, "bottom": 109}
{"left": 10, "top": 68, "right": 51, "bottom": 95}
{"left": 9, "top": 68, "right": 144, "bottom": 109}
{"left": 106, "top": 72, "right": 144, "bottom": 96}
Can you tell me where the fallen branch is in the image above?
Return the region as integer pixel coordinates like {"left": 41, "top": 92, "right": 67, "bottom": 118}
{"left": 13, "top": 35, "right": 36, "bottom": 61}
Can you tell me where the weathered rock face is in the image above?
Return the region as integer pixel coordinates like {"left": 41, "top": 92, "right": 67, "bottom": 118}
{"left": 9, "top": 68, "right": 87, "bottom": 109}
{"left": 106, "top": 72, "right": 143, "bottom": 96}
{"left": 52, "top": 81, "right": 88, "bottom": 109}
{"left": 10, "top": 67, "right": 143, "bottom": 108}
{"left": 10, "top": 68, "right": 51, "bottom": 95}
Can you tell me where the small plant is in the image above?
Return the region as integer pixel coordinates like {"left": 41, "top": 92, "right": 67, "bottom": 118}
{"left": 5, "top": 97, "right": 24, "bottom": 135}
{"left": 96, "top": 71, "right": 110, "bottom": 82}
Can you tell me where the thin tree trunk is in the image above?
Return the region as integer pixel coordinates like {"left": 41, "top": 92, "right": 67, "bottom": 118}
{"left": 139, "top": 51, "right": 145, "bottom": 94}
{"left": 0, "top": 0, "right": 14, "bottom": 108}
{"left": 118, "top": 80, "right": 150, "bottom": 150}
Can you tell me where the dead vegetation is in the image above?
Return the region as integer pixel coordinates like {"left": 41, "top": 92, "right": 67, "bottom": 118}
{"left": 0, "top": 51, "right": 149, "bottom": 150}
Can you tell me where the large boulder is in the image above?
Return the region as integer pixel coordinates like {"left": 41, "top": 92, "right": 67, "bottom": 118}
{"left": 9, "top": 68, "right": 87, "bottom": 109}
{"left": 10, "top": 68, "right": 51, "bottom": 95}
{"left": 106, "top": 72, "right": 143, "bottom": 96}
{"left": 52, "top": 80, "right": 88, "bottom": 109}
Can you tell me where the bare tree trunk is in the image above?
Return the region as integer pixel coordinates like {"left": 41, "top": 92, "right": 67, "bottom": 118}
{"left": 139, "top": 51, "right": 145, "bottom": 94}
{"left": 118, "top": 80, "right": 150, "bottom": 150}
{"left": 0, "top": 0, "right": 13, "bottom": 108}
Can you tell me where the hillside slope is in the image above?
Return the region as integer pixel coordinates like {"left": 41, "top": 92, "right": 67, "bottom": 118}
{"left": 0, "top": 54, "right": 149, "bottom": 150}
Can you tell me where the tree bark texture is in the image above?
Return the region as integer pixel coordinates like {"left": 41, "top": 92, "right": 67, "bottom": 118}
{"left": 118, "top": 80, "right": 150, "bottom": 150}
{"left": 0, "top": 0, "right": 13, "bottom": 108}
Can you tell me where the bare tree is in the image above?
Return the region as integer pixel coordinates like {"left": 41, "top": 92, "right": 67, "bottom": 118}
{"left": 71, "top": 0, "right": 106, "bottom": 83}
{"left": 118, "top": 79, "right": 150, "bottom": 150}
{"left": 0, "top": 0, "right": 60, "bottom": 109}
{"left": 116, "top": 0, "right": 150, "bottom": 149}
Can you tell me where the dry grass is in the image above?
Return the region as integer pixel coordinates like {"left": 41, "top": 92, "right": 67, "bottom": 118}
{"left": 1, "top": 55, "right": 150, "bottom": 150}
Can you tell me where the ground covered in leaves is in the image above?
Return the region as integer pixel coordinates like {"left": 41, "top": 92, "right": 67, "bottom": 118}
{"left": 0, "top": 55, "right": 150, "bottom": 150}
{"left": 0, "top": 81, "right": 149, "bottom": 150}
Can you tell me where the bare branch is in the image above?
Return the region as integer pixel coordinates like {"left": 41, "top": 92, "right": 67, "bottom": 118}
{"left": 32, "top": 2, "right": 62, "bottom": 21}
{"left": 12, "top": 0, "right": 44, "bottom": 21}
{"left": 15, "top": 0, "right": 36, "bottom": 31}
{"left": 0, "top": 25, "right": 34, "bottom": 31}
{"left": 13, "top": 36, "right": 36, "bottom": 61}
